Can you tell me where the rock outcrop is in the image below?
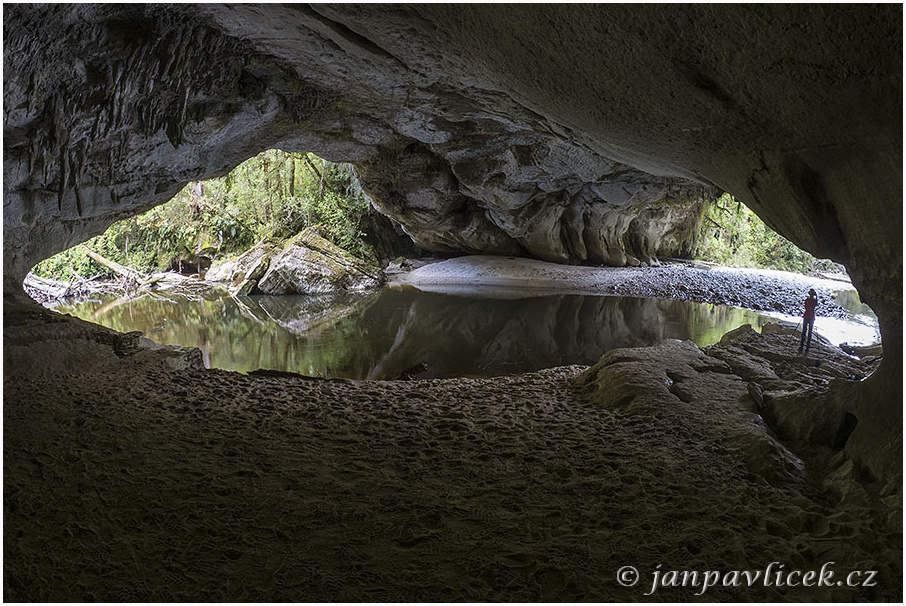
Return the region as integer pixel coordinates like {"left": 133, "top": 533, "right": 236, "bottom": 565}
{"left": 221, "top": 238, "right": 282, "bottom": 296}
{"left": 257, "top": 228, "right": 382, "bottom": 295}
{"left": 354, "top": 139, "right": 710, "bottom": 266}
{"left": 3, "top": 298, "right": 204, "bottom": 378}
{"left": 574, "top": 323, "right": 886, "bottom": 496}
{"left": 218, "top": 228, "right": 381, "bottom": 296}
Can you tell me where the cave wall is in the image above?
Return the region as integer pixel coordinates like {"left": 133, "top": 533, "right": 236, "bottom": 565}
{"left": 3, "top": 4, "right": 358, "bottom": 287}
{"left": 4, "top": 4, "right": 901, "bottom": 349}
{"left": 3, "top": 2, "right": 716, "bottom": 290}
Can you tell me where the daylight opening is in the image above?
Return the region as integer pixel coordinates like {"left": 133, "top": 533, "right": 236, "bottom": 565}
{"left": 697, "top": 193, "right": 845, "bottom": 277}
{"left": 31, "top": 150, "right": 373, "bottom": 282}
{"left": 27, "top": 158, "right": 880, "bottom": 379}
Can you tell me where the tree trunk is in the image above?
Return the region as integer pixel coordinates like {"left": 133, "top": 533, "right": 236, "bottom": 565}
{"left": 83, "top": 247, "right": 141, "bottom": 279}
{"left": 301, "top": 153, "right": 322, "bottom": 181}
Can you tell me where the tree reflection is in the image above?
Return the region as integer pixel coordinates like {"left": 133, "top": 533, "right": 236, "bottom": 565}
{"left": 53, "top": 288, "right": 782, "bottom": 379}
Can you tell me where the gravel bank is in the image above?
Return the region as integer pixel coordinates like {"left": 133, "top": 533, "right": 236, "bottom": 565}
{"left": 392, "top": 256, "right": 861, "bottom": 319}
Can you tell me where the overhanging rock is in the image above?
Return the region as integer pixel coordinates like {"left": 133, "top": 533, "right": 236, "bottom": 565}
{"left": 3, "top": 4, "right": 901, "bottom": 384}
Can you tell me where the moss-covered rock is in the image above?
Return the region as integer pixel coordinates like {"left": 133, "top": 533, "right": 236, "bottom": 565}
{"left": 224, "top": 228, "right": 383, "bottom": 295}
{"left": 221, "top": 238, "right": 282, "bottom": 296}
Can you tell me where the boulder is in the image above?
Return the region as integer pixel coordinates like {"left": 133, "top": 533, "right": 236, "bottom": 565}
{"left": 719, "top": 323, "right": 756, "bottom": 345}
{"left": 203, "top": 259, "right": 237, "bottom": 283}
{"left": 574, "top": 326, "right": 883, "bottom": 488}
{"left": 256, "top": 228, "right": 382, "bottom": 295}
{"left": 573, "top": 339, "right": 806, "bottom": 487}
{"left": 225, "top": 238, "right": 282, "bottom": 295}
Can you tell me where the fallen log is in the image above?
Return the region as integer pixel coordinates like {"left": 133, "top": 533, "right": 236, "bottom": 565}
{"left": 23, "top": 271, "right": 133, "bottom": 303}
{"left": 83, "top": 247, "right": 143, "bottom": 280}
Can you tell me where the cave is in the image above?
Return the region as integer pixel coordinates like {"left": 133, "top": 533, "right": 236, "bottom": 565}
{"left": 4, "top": 4, "right": 902, "bottom": 601}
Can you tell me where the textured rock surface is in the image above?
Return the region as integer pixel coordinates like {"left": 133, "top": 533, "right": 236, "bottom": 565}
{"left": 218, "top": 228, "right": 381, "bottom": 295}
{"left": 3, "top": 298, "right": 204, "bottom": 378}
{"left": 257, "top": 228, "right": 382, "bottom": 295}
{"left": 574, "top": 324, "right": 890, "bottom": 503}
{"left": 224, "top": 238, "right": 281, "bottom": 296}
{"left": 3, "top": 3, "right": 901, "bottom": 498}
{"left": 5, "top": 303, "right": 900, "bottom": 601}
{"left": 707, "top": 323, "right": 900, "bottom": 524}
{"left": 575, "top": 338, "right": 806, "bottom": 486}
{"left": 3, "top": 4, "right": 714, "bottom": 285}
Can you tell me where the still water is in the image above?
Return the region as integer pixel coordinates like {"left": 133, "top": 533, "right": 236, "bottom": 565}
{"left": 51, "top": 286, "right": 878, "bottom": 379}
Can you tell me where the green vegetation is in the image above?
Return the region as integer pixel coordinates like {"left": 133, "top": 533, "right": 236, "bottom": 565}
{"left": 34, "top": 150, "right": 372, "bottom": 280}
{"left": 695, "top": 193, "right": 843, "bottom": 275}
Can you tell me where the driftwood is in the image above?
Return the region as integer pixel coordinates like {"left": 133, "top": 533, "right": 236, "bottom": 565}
{"left": 23, "top": 272, "right": 131, "bottom": 303}
{"left": 24, "top": 248, "right": 229, "bottom": 304}
{"left": 23, "top": 273, "right": 79, "bottom": 301}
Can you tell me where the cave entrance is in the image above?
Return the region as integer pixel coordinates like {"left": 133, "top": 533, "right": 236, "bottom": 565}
{"left": 27, "top": 158, "right": 880, "bottom": 380}
{"left": 31, "top": 150, "right": 375, "bottom": 282}
{"left": 697, "top": 193, "right": 845, "bottom": 278}
{"left": 693, "top": 193, "right": 880, "bottom": 347}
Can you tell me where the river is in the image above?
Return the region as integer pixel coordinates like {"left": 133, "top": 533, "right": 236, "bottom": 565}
{"left": 48, "top": 285, "right": 879, "bottom": 379}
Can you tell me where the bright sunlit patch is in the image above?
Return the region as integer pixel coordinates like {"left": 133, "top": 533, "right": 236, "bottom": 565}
{"left": 761, "top": 311, "right": 881, "bottom": 347}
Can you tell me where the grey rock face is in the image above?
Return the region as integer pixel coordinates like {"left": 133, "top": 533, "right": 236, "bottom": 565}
{"left": 575, "top": 338, "right": 808, "bottom": 487}
{"left": 224, "top": 239, "right": 282, "bottom": 296}
{"left": 574, "top": 326, "right": 883, "bottom": 486}
{"left": 257, "top": 228, "right": 382, "bottom": 295}
{"left": 4, "top": 3, "right": 716, "bottom": 286}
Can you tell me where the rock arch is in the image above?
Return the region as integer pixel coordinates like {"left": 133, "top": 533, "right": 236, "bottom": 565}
{"left": 4, "top": 5, "right": 901, "bottom": 471}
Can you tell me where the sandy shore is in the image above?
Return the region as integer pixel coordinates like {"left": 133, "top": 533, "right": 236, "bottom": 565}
{"left": 4, "top": 298, "right": 899, "bottom": 601}
{"left": 391, "top": 256, "right": 860, "bottom": 319}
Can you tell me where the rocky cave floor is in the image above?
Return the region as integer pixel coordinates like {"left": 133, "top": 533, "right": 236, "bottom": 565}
{"left": 4, "top": 294, "right": 901, "bottom": 602}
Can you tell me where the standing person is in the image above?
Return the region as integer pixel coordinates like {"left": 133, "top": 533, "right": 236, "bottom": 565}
{"left": 799, "top": 288, "right": 818, "bottom": 354}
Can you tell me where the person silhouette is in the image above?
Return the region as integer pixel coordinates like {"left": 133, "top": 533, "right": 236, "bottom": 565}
{"left": 798, "top": 288, "right": 818, "bottom": 354}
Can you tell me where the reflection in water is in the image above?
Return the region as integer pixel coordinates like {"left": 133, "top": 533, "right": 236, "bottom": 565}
{"left": 51, "top": 286, "right": 875, "bottom": 379}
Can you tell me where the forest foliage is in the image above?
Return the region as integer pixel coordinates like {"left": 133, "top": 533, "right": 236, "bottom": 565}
{"left": 34, "top": 150, "right": 373, "bottom": 280}
{"left": 694, "top": 193, "right": 842, "bottom": 275}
